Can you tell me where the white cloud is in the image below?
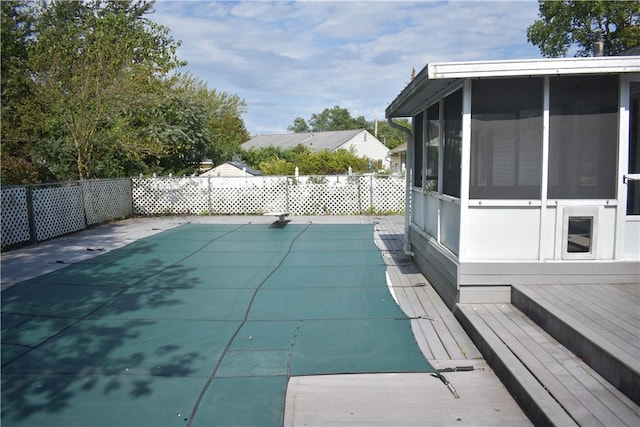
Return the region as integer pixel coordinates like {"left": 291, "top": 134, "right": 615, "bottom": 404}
{"left": 151, "top": 0, "right": 542, "bottom": 135}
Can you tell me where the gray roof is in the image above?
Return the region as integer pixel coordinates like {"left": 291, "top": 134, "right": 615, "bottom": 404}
{"left": 242, "top": 129, "right": 365, "bottom": 152}
{"left": 226, "top": 161, "right": 262, "bottom": 175}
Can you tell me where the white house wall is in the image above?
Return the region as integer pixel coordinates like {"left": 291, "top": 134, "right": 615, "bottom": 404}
{"left": 340, "top": 131, "right": 391, "bottom": 168}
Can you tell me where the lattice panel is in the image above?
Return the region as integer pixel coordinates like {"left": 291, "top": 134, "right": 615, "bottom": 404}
{"left": 367, "top": 175, "right": 406, "bottom": 213}
{"left": 288, "top": 176, "right": 361, "bottom": 215}
{"left": 32, "top": 185, "right": 86, "bottom": 241}
{"left": 131, "top": 175, "right": 405, "bottom": 216}
{"left": 1, "top": 187, "right": 31, "bottom": 248}
{"left": 132, "top": 178, "right": 209, "bottom": 215}
{"left": 81, "top": 179, "right": 133, "bottom": 225}
{"left": 210, "top": 177, "right": 288, "bottom": 214}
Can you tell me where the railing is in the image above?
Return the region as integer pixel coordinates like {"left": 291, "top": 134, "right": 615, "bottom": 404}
{"left": 1, "top": 175, "right": 405, "bottom": 250}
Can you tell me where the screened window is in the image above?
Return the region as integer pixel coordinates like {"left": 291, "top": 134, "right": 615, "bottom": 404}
{"left": 443, "top": 89, "right": 462, "bottom": 198}
{"left": 548, "top": 75, "right": 618, "bottom": 199}
{"left": 413, "top": 112, "right": 424, "bottom": 188}
{"left": 470, "top": 78, "right": 543, "bottom": 199}
{"left": 426, "top": 103, "right": 440, "bottom": 192}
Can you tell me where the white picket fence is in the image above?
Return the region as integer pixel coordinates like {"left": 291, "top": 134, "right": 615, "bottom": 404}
{"left": 1, "top": 175, "right": 405, "bottom": 249}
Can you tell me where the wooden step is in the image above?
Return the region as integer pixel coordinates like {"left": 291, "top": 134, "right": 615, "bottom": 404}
{"left": 512, "top": 284, "right": 640, "bottom": 405}
{"left": 456, "top": 303, "right": 640, "bottom": 426}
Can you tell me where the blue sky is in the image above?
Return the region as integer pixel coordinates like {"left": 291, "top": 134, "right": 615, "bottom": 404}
{"left": 151, "top": 1, "right": 543, "bottom": 135}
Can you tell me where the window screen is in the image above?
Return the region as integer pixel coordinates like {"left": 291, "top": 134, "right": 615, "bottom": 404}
{"left": 413, "top": 112, "right": 424, "bottom": 188}
{"left": 548, "top": 75, "right": 618, "bottom": 199}
{"left": 443, "top": 89, "right": 462, "bottom": 198}
{"left": 426, "top": 103, "right": 440, "bottom": 192}
{"left": 470, "top": 78, "right": 543, "bottom": 199}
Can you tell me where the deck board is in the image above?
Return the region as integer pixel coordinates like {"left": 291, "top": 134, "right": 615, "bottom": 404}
{"left": 494, "top": 303, "right": 638, "bottom": 426}
{"left": 517, "top": 284, "right": 640, "bottom": 363}
{"left": 545, "top": 284, "right": 639, "bottom": 340}
{"left": 467, "top": 303, "right": 640, "bottom": 426}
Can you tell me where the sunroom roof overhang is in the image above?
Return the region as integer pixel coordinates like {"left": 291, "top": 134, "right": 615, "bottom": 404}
{"left": 385, "top": 56, "right": 640, "bottom": 118}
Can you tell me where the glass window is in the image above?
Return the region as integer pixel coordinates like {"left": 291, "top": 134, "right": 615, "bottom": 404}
{"left": 426, "top": 103, "right": 440, "bottom": 192}
{"left": 443, "top": 89, "right": 462, "bottom": 198}
{"left": 548, "top": 75, "right": 618, "bottom": 199}
{"left": 413, "top": 112, "right": 424, "bottom": 188}
{"left": 470, "top": 78, "right": 543, "bottom": 199}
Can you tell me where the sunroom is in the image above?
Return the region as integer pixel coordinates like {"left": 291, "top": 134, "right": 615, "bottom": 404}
{"left": 386, "top": 56, "right": 640, "bottom": 307}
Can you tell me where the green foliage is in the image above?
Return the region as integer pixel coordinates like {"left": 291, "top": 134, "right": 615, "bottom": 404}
{"left": 1, "top": 0, "right": 250, "bottom": 184}
{"left": 527, "top": 0, "right": 640, "bottom": 57}
{"left": 287, "top": 117, "right": 310, "bottom": 133}
{"left": 288, "top": 106, "right": 374, "bottom": 134}
{"left": 241, "top": 145, "right": 381, "bottom": 176}
{"left": 376, "top": 119, "right": 410, "bottom": 150}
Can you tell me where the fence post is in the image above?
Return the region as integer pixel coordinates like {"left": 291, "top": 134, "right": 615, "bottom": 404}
{"left": 369, "top": 175, "right": 374, "bottom": 213}
{"left": 207, "top": 177, "right": 212, "bottom": 214}
{"left": 25, "top": 185, "right": 37, "bottom": 244}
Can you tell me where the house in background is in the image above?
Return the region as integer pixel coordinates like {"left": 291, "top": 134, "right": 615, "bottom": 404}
{"left": 388, "top": 142, "right": 407, "bottom": 174}
{"left": 241, "top": 129, "right": 391, "bottom": 170}
{"left": 386, "top": 56, "right": 640, "bottom": 307}
{"left": 200, "top": 161, "right": 262, "bottom": 177}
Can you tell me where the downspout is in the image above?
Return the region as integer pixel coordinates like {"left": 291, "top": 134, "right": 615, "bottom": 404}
{"left": 387, "top": 118, "right": 414, "bottom": 256}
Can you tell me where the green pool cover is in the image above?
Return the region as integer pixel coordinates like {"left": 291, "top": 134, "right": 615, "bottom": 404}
{"left": 1, "top": 223, "right": 434, "bottom": 426}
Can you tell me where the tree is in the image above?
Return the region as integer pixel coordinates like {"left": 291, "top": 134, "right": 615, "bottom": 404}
{"left": 375, "top": 119, "right": 410, "bottom": 150}
{"left": 0, "top": 0, "right": 50, "bottom": 184}
{"left": 28, "top": 0, "right": 185, "bottom": 180}
{"left": 287, "top": 117, "right": 310, "bottom": 133}
{"left": 527, "top": 0, "right": 640, "bottom": 57}
{"left": 309, "top": 106, "right": 372, "bottom": 132}
{"left": 288, "top": 106, "right": 373, "bottom": 133}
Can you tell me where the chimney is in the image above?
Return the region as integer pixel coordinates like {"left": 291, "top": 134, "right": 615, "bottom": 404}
{"left": 593, "top": 30, "right": 604, "bottom": 57}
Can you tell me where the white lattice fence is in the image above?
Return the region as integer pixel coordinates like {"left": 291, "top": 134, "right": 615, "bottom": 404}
{"left": 32, "top": 184, "right": 86, "bottom": 241}
{"left": 288, "top": 176, "right": 361, "bottom": 215}
{"left": 132, "top": 175, "right": 404, "bottom": 216}
{"left": 1, "top": 187, "right": 30, "bottom": 248}
{"left": 132, "top": 177, "right": 209, "bottom": 215}
{"left": 368, "top": 175, "right": 406, "bottom": 213}
{"left": 2, "top": 179, "right": 134, "bottom": 249}
{"left": 81, "top": 179, "right": 133, "bottom": 225}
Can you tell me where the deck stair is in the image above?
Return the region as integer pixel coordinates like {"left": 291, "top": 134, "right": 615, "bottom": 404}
{"left": 512, "top": 284, "right": 639, "bottom": 406}
{"left": 456, "top": 296, "right": 640, "bottom": 426}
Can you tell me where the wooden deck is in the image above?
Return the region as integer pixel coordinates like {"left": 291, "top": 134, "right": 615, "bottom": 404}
{"left": 512, "top": 283, "right": 640, "bottom": 405}
{"left": 373, "top": 217, "right": 483, "bottom": 364}
{"left": 457, "top": 291, "right": 640, "bottom": 426}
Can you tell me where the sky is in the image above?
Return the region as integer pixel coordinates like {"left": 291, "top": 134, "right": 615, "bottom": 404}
{"left": 151, "top": 0, "right": 544, "bottom": 135}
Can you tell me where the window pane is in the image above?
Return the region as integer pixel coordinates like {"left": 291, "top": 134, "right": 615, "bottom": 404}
{"left": 413, "top": 112, "right": 423, "bottom": 188}
{"left": 548, "top": 75, "right": 618, "bottom": 199}
{"left": 426, "top": 104, "right": 440, "bottom": 192}
{"left": 567, "top": 216, "right": 593, "bottom": 253}
{"left": 443, "top": 89, "right": 462, "bottom": 198}
{"left": 470, "top": 78, "right": 543, "bottom": 199}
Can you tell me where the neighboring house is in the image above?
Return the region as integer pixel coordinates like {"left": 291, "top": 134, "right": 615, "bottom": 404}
{"left": 386, "top": 56, "right": 640, "bottom": 307}
{"left": 200, "top": 161, "right": 262, "bottom": 177}
{"left": 388, "top": 142, "right": 407, "bottom": 175}
{"left": 241, "top": 129, "right": 391, "bottom": 169}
